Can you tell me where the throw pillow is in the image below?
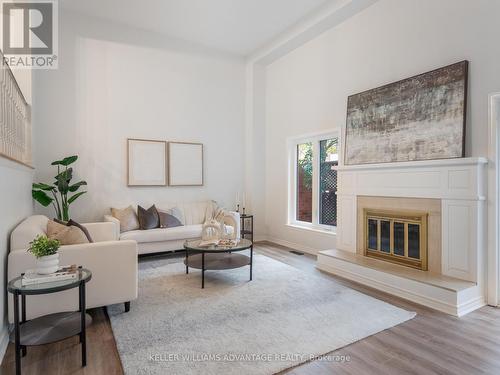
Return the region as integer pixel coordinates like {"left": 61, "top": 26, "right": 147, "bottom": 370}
{"left": 157, "top": 209, "right": 183, "bottom": 228}
{"left": 138, "top": 205, "right": 160, "bottom": 230}
{"left": 47, "top": 220, "right": 89, "bottom": 245}
{"left": 67, "top": 219, "right": 94, "bottom": 243}
{"left": 111, "top": 206, "right": 140, "bottom": 233}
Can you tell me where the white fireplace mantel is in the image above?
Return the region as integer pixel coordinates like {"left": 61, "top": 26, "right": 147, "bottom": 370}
{"left": 320, "top": 157, "right": 488, "bottom": 316}
{"left": 335, "top": 157, "right": 488, "bottom": 201}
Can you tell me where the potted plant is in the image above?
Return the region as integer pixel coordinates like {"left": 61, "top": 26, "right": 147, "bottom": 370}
{"left": 28, "top": 235, "right": 61, "bottom": 274}
{"left": 32, "top": 155, "right": 87, "bottom": 222}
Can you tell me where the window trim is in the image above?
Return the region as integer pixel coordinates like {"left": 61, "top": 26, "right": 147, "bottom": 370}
{"left": 287, "top": 130, "right": 339, "bottom": 232}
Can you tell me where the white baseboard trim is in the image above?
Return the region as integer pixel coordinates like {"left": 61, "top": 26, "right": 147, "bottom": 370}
{"left": 0, "top": 325, "right": 10, "bottom": 363}
{"left": 457, "top": 296, "right": 486, "bottom": 317}
{"left": 262, "top": 236, "right": 320, "bottom": 256}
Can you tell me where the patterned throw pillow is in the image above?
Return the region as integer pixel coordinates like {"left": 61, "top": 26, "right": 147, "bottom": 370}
{"left": 138, "top": 205, "right": 160, "bottom": 230}
{"left": 111, "top": 206, "right": 140, "bottom": 233}
{"left": 47, "top": 220, "right": 89, "bottom": 245}
{"left": 157, "top": 209, "right": 183, "bottom": 229}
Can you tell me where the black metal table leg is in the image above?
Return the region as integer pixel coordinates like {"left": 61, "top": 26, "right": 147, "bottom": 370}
{"left": 21, "top": 294, "right": 26, "bottom": 357}
{"left": 186, "top": 249, "right": 189, "bottom": 274}
{"left": 202, "top": 252, "right": 205, "bottom": 289}
{"left": 14, "top": 291, "right": 21, "bottom": 375}
{"left": 80, "top": 282, "right": 87, "bottom": 367}
{"left": 250, "top": 246, "right": 253, "bottom": 281}
{"left": 78, "top": 282, "right": 83, "bottom": 344}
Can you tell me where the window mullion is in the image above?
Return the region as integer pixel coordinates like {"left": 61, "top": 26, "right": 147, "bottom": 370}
{"left": 312, "top": 140, "right": 320, "bottom": 226}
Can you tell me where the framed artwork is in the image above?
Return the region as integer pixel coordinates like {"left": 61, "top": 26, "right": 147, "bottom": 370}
{"left": 127, "top": 139, "right": 167, "bottom": 186}
{"left": 168, "top": 142, "right": 204, "bottom": 186}
{"left": 344, "top": 61, "right": 468, "bottom": 165}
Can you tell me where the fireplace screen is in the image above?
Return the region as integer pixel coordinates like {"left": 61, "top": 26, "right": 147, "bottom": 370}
{"left": 364, "top": 209, "right": 428, "bottom": 270}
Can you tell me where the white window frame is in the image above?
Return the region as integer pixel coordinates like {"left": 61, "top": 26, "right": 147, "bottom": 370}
{"left": 287, "top": 130, "right": 339, "bottom": 233}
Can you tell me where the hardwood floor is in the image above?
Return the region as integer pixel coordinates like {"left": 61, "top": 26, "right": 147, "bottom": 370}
{"left": 2, "top": 242, "right": 500, "bottom": 375}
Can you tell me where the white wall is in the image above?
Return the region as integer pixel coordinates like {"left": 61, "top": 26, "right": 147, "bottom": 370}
{"left": 32, "top": 11, "right": 246, "bottom": 222}
{"left": 0, "top": 160, "right": 33, "bottom": 356}
{"left": 261, "top": 0, "right": 500, "bottom": 253}
{"left": 0, "top": 2, "right": 34, "bottom": 358}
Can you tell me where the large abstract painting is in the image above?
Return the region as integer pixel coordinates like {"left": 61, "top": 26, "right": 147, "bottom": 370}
{"left": 344, "top": 61, "right": 468, "bottom": 165}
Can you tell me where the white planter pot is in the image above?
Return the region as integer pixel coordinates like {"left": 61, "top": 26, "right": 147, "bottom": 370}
{"left": 36, "top": 253, "right": 60, "bottom": 275}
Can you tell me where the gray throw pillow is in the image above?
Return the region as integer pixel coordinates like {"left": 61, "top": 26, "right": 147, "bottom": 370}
{"left": 138, "top": 205, "right": 160, "bottom": 230}
{"left": 157, "top": 209, "right": 183, "bottom": 229}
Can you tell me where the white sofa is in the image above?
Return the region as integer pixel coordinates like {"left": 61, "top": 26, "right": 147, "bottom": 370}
{"left": 8, "top": 215, "right": 138, "bottom": 323}
{"left": 104, "top": 201, "right": 240, "bottom": 255}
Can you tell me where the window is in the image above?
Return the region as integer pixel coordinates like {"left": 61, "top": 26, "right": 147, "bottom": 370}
{"left": 296, "top": 142, "right": 313, "bottom": 223}
{"left": 289, "top": 132, "right": 339, "bottom": 231}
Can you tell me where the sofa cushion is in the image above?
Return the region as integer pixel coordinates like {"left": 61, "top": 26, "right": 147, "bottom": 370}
{"left": 120, "top": 224, "right": 203, "bottom": 243}
{"left": 175, "top": 202, "right": 209, "bottom": 225}
{"left": 138, "top": 205, "right": 159, "bottom": 230}
{"left": 47, "top": 220, "right": 89, "bottom": 245}
{"left": 111, "top": 206, "right": 140, "bottom": 232}
{"left": 68, "top": 219, "right": 94, "bottom": 243}
{"left": 157, "top": 207, "right": 184, "bottom": 225}
{"left": 157, "top": 209, "right": 183, "bottom": 229}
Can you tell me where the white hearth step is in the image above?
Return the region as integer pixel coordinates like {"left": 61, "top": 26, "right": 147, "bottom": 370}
{"left": 317, "top": 249, "right": 484, "bottom": 317}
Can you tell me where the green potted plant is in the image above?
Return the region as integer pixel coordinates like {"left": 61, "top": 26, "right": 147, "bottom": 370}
{"left": 32, "top": 155, "right": 87, "bottom": 222}
{"left": 28, "top": 235, "right": 61, "bottom": 274}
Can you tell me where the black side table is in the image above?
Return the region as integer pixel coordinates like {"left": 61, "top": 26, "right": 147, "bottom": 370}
{"left": 240, "top": 214, "right": 254, "bottom": 242}
{"left": 7, "top": 267, "right": 92, "bottom": 375}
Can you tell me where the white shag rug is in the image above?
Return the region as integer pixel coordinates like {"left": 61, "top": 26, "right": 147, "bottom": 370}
{"left": 108, "top": 254, "right": 415, "bottom": 375}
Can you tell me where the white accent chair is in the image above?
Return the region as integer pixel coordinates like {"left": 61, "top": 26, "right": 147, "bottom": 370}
{"left": 8, "top": 215, "right": 138, "bottom": 323}
{"left": 104, "top": 201, "right": 240, "bottom": 255}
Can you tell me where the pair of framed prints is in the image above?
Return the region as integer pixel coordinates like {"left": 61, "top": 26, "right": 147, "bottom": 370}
{"left": 127, "top": 138, "right": 203, "bottom": 187}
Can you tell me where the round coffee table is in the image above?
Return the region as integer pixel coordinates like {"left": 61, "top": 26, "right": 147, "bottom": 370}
{"left": 184, "top": 239, "right": 253, "bottom": 288}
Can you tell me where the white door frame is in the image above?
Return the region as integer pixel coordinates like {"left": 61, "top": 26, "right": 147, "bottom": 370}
{"left": 488, "top": 92, "right": 500, "bottom": 306}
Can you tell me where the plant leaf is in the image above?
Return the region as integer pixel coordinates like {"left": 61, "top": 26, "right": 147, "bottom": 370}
{"left": 68, "top": 181, "right": 87, "bottom": 192}
{"left": 56, "top": 168, "right": 73, "bottom": 193}
{"left": 61, "top": 155, "right": 78, "bottom": 166}
{"left": 32, "top": 182, "right": 55, "bottom": 191}
{"left": 32, "top": 190, "right": 54, "bottom": 206}
{"left": 55, "top": 167, "right": 73, "bottom": 182}
{"left": 51, "top": 155, "right": 78, "bottom": 166}
{"left": 68, "top": 191, "right": 86, "bottom": 204}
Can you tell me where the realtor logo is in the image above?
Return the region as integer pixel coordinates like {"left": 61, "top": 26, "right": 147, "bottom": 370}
{"left": 1, "top": 0, "right": 58, "bottom": 69}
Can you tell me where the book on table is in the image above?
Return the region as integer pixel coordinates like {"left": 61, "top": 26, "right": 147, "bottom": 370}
{"left": 22, "top": 265, "right": 79, "bottom": 286}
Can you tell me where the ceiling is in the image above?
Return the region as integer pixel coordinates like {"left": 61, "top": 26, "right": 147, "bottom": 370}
{"left": 60, "top": 0, "right": 335, "bottom": 56}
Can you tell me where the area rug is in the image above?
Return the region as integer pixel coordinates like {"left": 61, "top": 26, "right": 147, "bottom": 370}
{"left": 107, "top": 254, "right": 415, "bottom": 375}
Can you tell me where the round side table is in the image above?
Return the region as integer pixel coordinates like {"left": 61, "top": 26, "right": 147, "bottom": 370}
{"left": 7, "top": 267, "right": 92, "bottom": 375}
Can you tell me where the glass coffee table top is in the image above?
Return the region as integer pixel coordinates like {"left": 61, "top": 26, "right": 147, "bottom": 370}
{"left": 184, "top": 238, "right": 252, "bottom": 253}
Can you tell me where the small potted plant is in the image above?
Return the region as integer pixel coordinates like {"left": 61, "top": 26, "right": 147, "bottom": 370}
{"left": 28, "top": 235, "right": 61, "bottom": 274}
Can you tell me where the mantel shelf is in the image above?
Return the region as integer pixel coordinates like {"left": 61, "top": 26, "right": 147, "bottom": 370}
{"left": 334, "top": 157, "right": 487, "bottom": 172}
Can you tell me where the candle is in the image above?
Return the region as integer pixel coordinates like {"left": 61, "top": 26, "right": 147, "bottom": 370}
{"left": 242, "top": 193, "right": 246, "bottom": 208}
{"left": 236, "top": 192, "right": 240, "bottom": 207}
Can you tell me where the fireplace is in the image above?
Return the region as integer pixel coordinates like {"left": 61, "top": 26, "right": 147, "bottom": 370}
{"left": 364, "top": 209, "right": 428, "bottom": 270}
{"left": 318, "top": 157, "right": 487, "bottom": 316}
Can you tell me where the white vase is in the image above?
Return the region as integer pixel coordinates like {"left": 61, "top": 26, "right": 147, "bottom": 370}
{"left": 36, "top": 253, "right": 60, "bottom": 275}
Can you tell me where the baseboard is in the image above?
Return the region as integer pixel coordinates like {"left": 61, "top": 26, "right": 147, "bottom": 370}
{"left": 0, "top": 325, "right": 10, "bottom": 363}
{"left": 457, "top": 296, "right": 486, "bottom": 317}
{"left": 262, "top": 236, "right": 319, "bottom": 256}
